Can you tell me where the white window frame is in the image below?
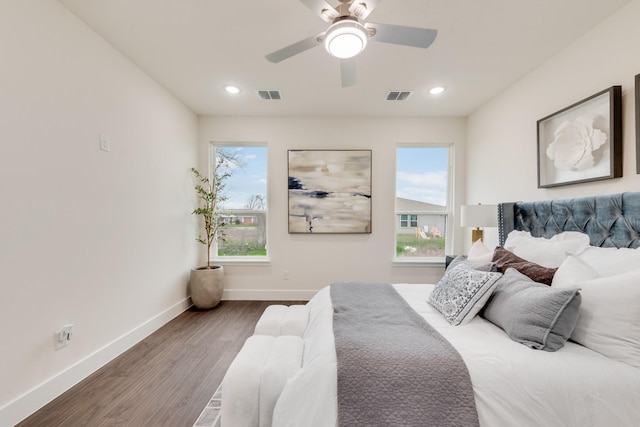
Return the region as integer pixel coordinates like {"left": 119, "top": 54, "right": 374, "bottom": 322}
{"left": 393, "top": 143, "right": 453, "bottom": 265}
{"left": 210, "top": 141, "right": 270, "bottom": 264}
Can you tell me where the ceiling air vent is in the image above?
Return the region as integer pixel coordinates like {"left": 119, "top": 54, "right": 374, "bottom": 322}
{"left": 257, "top": 90, "right": 282, "bottom": 100}
{"left": 386, "top": 91, "right": 412, "bottom": 101}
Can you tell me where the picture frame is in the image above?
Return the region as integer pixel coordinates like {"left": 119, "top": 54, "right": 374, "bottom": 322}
{"left": 288, "top": 149, "right": 372, "bottom": 234}
{"left": 537, "top": 86, "right": 622, "bottom": 188}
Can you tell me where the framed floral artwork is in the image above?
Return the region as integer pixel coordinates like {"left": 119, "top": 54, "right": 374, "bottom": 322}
{"left": 537, "top": 86, "right": 622, "bottom": 188}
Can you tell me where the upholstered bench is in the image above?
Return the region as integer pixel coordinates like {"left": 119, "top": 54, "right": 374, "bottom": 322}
{"left": 221, "top": 335, "right": 304, "bottom": 427}
{"left": 221, "top": 304, "right": 310, "bottom": 425}
{"left": 253, "top": 304, "right": 309, "bottom": 337}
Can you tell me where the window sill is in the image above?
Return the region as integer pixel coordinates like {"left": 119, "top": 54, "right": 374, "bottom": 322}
{"left": 212, "top": 256, "right": 271, "bottom": 266}
{"left": 392, "top": 258, "right": 445, "bottom": 267}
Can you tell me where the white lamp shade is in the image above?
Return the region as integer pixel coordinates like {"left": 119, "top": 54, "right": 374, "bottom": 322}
{"left": 460, "top": 204, "right": 498, "bottom": 228}
{"left": 324, "top": 20, "right": 368, "bottom": 59}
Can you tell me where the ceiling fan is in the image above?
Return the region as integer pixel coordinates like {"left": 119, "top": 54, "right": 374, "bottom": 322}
{"left": 265, "top": 0, "right": 438, "bottom": 87}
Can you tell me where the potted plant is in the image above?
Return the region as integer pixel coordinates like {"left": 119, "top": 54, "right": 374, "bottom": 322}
{"left": 189, "top": 160, "right": 231, "bottom": 309}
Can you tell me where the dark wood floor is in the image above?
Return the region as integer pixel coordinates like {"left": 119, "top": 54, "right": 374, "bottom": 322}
{"left": 18, "top": 300, "right": 301, "bottom": 427}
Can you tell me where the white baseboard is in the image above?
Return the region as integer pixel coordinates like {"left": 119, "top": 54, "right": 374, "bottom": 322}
{"left": 0, "top": 297, "right": 191, "bottom": 427}
{"left": 222, "top": 289, "right": 317, "bottom": 301}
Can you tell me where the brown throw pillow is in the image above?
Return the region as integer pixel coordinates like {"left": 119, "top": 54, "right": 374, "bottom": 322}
{"left": 491, "top": 246, "right": 557, "bottom": 285}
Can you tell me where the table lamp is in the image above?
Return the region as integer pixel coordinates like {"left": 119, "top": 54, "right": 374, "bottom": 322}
{"left": 460, "top": 203, "right": 498, "bottom": 242}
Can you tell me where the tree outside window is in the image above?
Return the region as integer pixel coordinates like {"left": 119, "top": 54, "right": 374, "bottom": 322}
{"left": 212, "top": 143, "right": 268, "bottom": 258}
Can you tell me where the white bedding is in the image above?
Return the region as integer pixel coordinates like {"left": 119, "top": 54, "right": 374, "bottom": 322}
{"left": 271, "top": 284, "right": 640, "bottom": 427}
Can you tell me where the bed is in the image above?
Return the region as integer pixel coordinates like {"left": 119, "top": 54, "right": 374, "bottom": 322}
{"left": 221, "top": 191, "right": 640, "bottom": 427}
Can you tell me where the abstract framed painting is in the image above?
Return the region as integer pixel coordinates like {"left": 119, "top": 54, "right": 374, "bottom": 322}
{"left": 288, "top": 149, "right": 372, "bottom": 234}
{"left": 537, "top": 86, "right": 622, "bottom": 188}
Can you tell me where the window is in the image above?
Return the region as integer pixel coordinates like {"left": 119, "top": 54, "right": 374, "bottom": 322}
{"left": 212, "top": 143, "right": 267, "bottom": 259}
{"left": 400, "top": 214, "right": 418, "bottom": 228}
{"left": 395, "top": 145, "right": 451, "bottom": 261}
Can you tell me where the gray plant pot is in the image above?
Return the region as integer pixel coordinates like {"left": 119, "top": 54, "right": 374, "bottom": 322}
{"left": 189, "top": 265, "right": 224, "bottom": 309}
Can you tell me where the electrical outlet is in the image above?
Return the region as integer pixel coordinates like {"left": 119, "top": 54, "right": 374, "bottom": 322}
{"left": 283, "top": 270, "right": 289, "bottom": 280}
{"left": 55, "top": 324, "right": 75, "bottom": 350}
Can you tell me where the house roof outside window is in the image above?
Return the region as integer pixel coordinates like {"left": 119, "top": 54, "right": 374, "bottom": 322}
{"left": 396, "top": 197, "right": 446, "bottom": 214}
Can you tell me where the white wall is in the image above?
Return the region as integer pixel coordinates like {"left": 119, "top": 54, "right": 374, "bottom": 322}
{"left": 0, "top": 1, "right": 199, "bottom": 424}
{"left": 13, "top": 0, "right": 634, "bottom": 420}
{"left": 467, "top": 0, "right": 640, "bottom": 251}
{"left": 198, "top": 117, "right": 467, "bottom": 298}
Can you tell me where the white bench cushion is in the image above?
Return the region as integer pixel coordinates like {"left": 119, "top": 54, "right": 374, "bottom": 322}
{"left": 254, "top": 304, "right": 309, "bottom": 337}
{"left": 221, "top": 335, "right": 304, "bottom": 427}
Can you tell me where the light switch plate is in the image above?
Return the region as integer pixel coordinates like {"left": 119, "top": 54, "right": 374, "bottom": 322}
{"left": 99, "top": 134, "right": 110, "bottom": 152}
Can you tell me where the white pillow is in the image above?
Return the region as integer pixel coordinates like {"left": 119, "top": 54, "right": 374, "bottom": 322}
{"left": 467, "top": 240, "right": 493, "bottom": 263}
{"left": 554, "top": 269, "right": 640, "bottom": 368}
{"left": 577, "top": 246, "right": 640, "bottom": 277}
{"left": 502, "top": 230, "right": 530, "bottom": 249}
{"left": 551, "top": 255, "right": 600, "bottom": 287}
{"left": 503, "top": 230, "right": 590, "bottom": 268}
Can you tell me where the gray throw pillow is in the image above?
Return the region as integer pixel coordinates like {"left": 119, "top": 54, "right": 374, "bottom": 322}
{"left": 482, "top": 268, "right": 581, "bottom": 351}
{"left": 447, "top": 254, "right": 496, "bottom": 273}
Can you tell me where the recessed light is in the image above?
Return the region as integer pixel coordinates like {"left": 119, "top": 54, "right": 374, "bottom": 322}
{"left": 428, "top": 86, "right": 446, "bottom": 95}
{"left": 225, "top": 85, "right": 240, "bottom": 94}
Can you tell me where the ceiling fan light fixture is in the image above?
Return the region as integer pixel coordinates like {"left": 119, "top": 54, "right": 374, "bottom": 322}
{"left": 324, "top": 20, "right": 368, "bottom": 59}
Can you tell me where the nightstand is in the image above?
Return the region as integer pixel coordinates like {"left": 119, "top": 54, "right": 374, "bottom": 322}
{"left": 445, "top": 255, "right": 458, "bottom": 269}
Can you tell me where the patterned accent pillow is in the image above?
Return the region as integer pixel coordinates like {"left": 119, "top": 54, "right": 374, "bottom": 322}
{"left": 429, "top": 263, "right": 503, "bottom": 326}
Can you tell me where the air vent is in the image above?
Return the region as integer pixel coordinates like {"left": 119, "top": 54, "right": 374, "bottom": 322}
{"left": 386, "top": 91, "right": 412, "bottom": 101}
{"left": 257, "top": 90, "right": 282, "bottom": 100}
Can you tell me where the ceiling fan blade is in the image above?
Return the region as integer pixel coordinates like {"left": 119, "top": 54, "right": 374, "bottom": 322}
{"left": 349, "top": 0, "right": 380, "bottom": 20}
{"left": 367, "top": 22, "right": 437, "bottom": 49}
{"left": 340, "top": 59, "right": 357, "bottom": 87}
{"left": 297, "top": 0, "right": 339, "bottom": 22}
{"left": 266, "top": 35, "right": 321, "bottom": 63}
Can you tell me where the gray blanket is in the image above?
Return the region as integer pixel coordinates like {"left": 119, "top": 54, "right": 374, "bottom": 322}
{"left": 331, "top": 282, "right": 479, "bottom": 427}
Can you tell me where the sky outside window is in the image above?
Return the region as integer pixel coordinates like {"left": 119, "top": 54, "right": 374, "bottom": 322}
{"left": 396, "top": 147, "right": 449, "bottom": 206}
{"left": 218, "top": 146, "right": 267, "bottom": 210}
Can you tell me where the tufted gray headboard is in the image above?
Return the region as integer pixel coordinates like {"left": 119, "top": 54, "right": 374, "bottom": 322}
{"left": 498, "top": 192, "right": 640, "bottom": 249}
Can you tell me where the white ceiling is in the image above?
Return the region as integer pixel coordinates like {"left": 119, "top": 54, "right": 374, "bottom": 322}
{"left": 59, "top": 0, "right": 631, "bottom": 118}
